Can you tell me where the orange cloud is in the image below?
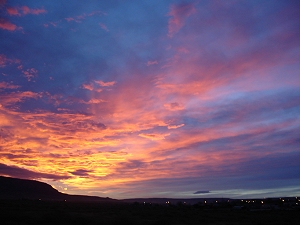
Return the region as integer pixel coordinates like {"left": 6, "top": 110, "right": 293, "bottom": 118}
{"left": 82, "top": 83, "right": 94, "bottom": 91}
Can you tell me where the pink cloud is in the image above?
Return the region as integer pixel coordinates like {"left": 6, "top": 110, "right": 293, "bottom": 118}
{"left": 167, "top": 124, "right": 184, "bottom": 130}
{"left": 21, "top": 6, "right": 46, "bottom": 15}
{"left": 139, "top": 133, "right": 170, "bottom": 141}
{"left": 82, "top": 83, "right": 94, "bottom": 91}
{"left": 99, "top": 23, "right": 109, "bottom": 32}
{"left": 0, "top": 91, "right": 42, "bottom": 106}
{"left": 6, "top": 5, "right": 46, "bottom": 16}
{"left": 65, "top": 17, "right": 74, "bottom": 22}
{"left": 0, "top": 81, "right": 19, "bottom": 90}
{"left": 21, "top": 68, "right": 38, "bottom": 81}
{"left": 147, "top": 60, "right": 158, "bottom": 66}
{"left": 0, "top": 18, "right": 17, "bottom": 31}
{"left": 164, "top": 102, "right": 185, "bottom": 111}
{"left": 6, "top": 6, "right": 20, "bottom": 16}
{"left": 167, "top": 3, "right": 196, "bottom": 37}
{"left": 0, "top": 54, "right": 8, "bottom": 67}
{"left": 0, "top": 54, "right": 20, "bottom": 66}
{"left": 95, "top": 80, "right": 115, "bottom": 87}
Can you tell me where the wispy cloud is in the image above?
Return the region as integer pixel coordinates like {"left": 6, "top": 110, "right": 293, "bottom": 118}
{"left": 6, "top": 6, "right": 46, "bottom": 16}
{"left": 94, "top": 80, "right": 115, "bottom": 87}
{"left": 167, "top": 3, "right": 196, "bottom": 37}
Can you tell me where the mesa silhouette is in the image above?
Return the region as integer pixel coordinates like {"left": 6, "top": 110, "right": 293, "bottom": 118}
{"left": 0, "top": 176, "right": 116, "bottom": 202}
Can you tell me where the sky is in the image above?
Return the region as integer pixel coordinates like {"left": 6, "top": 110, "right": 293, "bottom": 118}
{"left": 0, "top": 0, "right": 300, "bottom": 200}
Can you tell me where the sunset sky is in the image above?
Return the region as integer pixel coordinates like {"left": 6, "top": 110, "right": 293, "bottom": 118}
{"left": 0, "top": 0, "right": 300, "bottom": 199}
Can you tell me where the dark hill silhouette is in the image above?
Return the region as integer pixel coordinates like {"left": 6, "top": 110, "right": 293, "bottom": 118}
{"left": 0, "top": 176, "right": 117, "bottom": 202}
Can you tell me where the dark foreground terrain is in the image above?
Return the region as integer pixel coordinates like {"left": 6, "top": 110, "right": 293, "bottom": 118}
{"left": 1, "top": 176, "right": 299, "bottom": 224}
{"left": 0, "top": 199, "right": 299, "bottom": 225}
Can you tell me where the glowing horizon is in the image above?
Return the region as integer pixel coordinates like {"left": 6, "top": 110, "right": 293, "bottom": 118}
{"left": 1, "top": 0, "right": 300, "bottom": 199}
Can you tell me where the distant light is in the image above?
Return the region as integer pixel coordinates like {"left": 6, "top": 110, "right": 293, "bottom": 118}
{"left": 282, "top": 199, "right": 285, "bottom": 202}
{"left": 241, "top": 200, "right": 243, "bottom": 202}
{"left": 261, "top": 201, "right": 263, "bottom": 204}
{"left": 204, "top": 201, "right": 206, "bottom": 204}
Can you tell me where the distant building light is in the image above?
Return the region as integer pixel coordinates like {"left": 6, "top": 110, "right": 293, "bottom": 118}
{"left": 261, "top": 201, "right": 264, "bottom": 204}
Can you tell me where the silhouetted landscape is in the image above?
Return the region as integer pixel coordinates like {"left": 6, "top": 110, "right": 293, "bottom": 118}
{"left": 0, "top": 176, "right": 299, "bottom": 225}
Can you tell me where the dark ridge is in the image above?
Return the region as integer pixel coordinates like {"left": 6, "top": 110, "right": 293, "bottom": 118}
{"left": 0, "top": 176, "right": 117, "bottom": 202}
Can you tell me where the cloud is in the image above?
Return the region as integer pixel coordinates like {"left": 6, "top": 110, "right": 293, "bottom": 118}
{"left": 6, "top": 6, "right": 19, "bottom": 16}
{"left": 0, "top": 54, "right": 20, "bottom": 67}
{"left": 6, "top": 6, "right": 46, "bottom": 16}
{"left": 70, "top": 169, "right": 93, "bottom": 177}
{"left": 21, "top": 68, "right": 38, "bottom": 81}
{"left": 64, "top": 10, "right": 105, "bottom": 23}
{"left": 0, "top": 163, "right": 70, "bottom": 180}
{"left": 164, "top": 102, "right": 184, "bottom": 111}
{"left": 84, "top": 98, "right": 105, "bottom": 104}
{"left": 94, "top": 80, "right": 116, "bottom": 87}
{"left": 147, "top": 60, "right": 158, "bottom": 66}
{"left": 194, "top": 190, "right": 210, "bottom": 194}
{"left": 167, "top": 3, "right": 196, "bottom": 37}
{"left": 0, "top": 91, "right": 42, "bottom": 106}
{"left": 82, "top": 83, "right": 94, "bottom": 91}
{"left": 99, "top": 23, "right": 109, "bottom": 32}
{"left": 167, "top": 124, "right": 184, "bottom": 130}
{"left": 139, "top": 133, "right": 170, "bottom": 141}
{"left": 0, "top": 82, "right": 19, "bottom": 90}
{"left": 0, "top": 18, "right": 17, "bottom": 31}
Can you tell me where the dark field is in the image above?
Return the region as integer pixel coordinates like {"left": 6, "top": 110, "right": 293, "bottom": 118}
{"left": 0, "top": 199, "right": 299, "bottom": 225}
